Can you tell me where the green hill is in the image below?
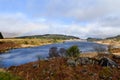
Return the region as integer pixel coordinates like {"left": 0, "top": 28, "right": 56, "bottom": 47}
{"left": 16, "top": 34, "right": 80, "bottom": 40}
{"left": 87, "top": 37, "right": 103, "bottom": 42}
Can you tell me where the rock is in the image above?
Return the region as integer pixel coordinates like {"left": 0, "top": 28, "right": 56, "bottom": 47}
{"left": 67, "top": 58, "right": 77, "bottom": 67}
{"left": 0, "top": 32, "right": 3, "bottom": 39}
{"left": 80, "top": 69, "right": 88, "bottom": 74}
{"left": 33, "top": 64, "right": 39, "bottom": 68}
{"left": 76, "top": 57, "right": 91, "bottom": 65}
{"left": 98, "top": 57, "right": 118, "bottom": 68}
{"left": 89, "top": 58, "right": 99, "bottom": 65}
{"left": 112, "top": 55, "right": 120, "bottom": 59}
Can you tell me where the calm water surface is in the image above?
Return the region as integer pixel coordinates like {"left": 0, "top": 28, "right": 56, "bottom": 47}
{"left": 0, "top": 41, "right": 107, "bottom": 67}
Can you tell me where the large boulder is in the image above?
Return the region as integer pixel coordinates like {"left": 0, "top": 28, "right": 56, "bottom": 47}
{"left": 76, "top": 57, "right": 90, "bottom": 65}
{"left": 98, "top": 57, "right": 118, "bottom": 68}
{"left": 0, "top": 32, "right": 3, "bottom": 39}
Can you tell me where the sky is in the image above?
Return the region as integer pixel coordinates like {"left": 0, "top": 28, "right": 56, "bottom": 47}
{"left": 0, "top": 0, "right": 120, "bottom": 38}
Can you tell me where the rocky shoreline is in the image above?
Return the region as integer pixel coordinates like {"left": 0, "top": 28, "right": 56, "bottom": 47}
{"left": 8, "top": 54, "right": 120, "bottom": 80}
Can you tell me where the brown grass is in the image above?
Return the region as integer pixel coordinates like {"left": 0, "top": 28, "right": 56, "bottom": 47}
{"left": 8, "top": 56, "right": 120, "bottom": 80}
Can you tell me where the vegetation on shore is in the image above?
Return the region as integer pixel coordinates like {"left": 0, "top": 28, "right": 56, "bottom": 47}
{"left": 0, "top": 34, "right": 80, "bottom": 53}
{"left": 16, "top": 34, "right": 80, "bottom": 40}
{"left": 0, "top": 38, "right": 63, "bottom": 53}
{"left": 0, "top": 72, "right": 23, "bottom": 80}
{"left": 87, "top": 35, "right": 120, "bottom": 47}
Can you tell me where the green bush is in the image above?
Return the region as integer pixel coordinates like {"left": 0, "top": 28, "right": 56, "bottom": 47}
{"left": 0, "top": 72, "right": 23, "bottom": 80}
{"left": 66, "top": 45, "right": 80, "bottom": 57}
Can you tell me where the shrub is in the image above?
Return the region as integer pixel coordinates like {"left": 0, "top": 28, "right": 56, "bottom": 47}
{"left": 59, "top": 48, "right": 67, "bottom": 57}
{"left": 66, "top": 45, "right": 80, "bottom": 57}
{"left": 49, "top": 47, "right": 59, "bottom": 58}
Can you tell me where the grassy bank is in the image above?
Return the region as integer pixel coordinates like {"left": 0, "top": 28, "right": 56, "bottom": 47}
{"left": 95, "top": 39, "right": 120, "bottom": 47}
{"left": 0, "top": 38, "right": 63, "bottom": 53}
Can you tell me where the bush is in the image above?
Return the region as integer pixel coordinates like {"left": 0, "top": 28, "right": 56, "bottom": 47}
{"left": 66, "top": 45, "right": 80, "bottom": 57}
{"left": 49, "top": 47, "right": 59, "bottom": 58}
{"left": 59, "top": 48, "right": 67, "bottom": 57}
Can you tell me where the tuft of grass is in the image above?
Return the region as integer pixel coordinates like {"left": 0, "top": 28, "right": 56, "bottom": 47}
{"left": 99, "top": 67, "right": 112, "bottom": 79}
{"left": 0, "top": 72, "right": 23, "bottom": 80}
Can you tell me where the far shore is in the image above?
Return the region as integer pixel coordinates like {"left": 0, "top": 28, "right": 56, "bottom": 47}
{"left": 94, "top": 40, "right": 120, "bottom": 47}
{"left": 94, "top": 40, "right": 120, "bottom": 56}
{"left": 0, "top": 38, "right": 64, "bottom": 53}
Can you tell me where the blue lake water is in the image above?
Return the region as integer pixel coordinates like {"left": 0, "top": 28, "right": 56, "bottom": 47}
{"left": 0, "top": 41, "right": 107, "bottom": 68}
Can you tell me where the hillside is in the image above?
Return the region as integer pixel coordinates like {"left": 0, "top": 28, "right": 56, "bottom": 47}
{"left": 87, "top": 37, "right": 103, "bottom": 42}
{"left": 94, "top": 35, "right": 120, "bottom": 47}
{"left": 16, "top": 34, "right": 80, "bottom": 40}
{"left": 106, "top": 35, "right": 120, "bottom": 41}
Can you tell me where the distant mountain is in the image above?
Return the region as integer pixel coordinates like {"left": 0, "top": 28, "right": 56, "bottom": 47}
{"left": 87, "top": 37, "right": 103, "bottom": 41}
{"left": 16, "top": 34, "right": 80, "bottom": 40}
{"left": 0, "top": 32, "right": 4, "bottom": 39}
{"left": 106, "top": 35, "right": 120, "bottom": 40}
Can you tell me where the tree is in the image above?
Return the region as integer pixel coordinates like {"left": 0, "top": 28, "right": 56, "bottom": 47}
{"left": 66, "top": 45, "right": 80, "bottom": 57}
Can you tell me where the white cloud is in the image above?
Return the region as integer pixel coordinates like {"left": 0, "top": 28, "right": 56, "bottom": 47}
{"left": 0, "top": 13, "right": 120, "bottom": 38}
{"left": 0, "top": 0, "right": 120, "bottom": 38}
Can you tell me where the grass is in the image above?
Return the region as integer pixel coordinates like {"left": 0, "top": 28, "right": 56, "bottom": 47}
{"left": 0, "top": 72, "right": 23, "bottom": 80}
{"left": 0, "top": 38, "right": 63, "bottom": 53}
{"left": 8, "top": 56, "right": 120, "bottom": 80}
{"left": 0, "top": 38, "right": 63, "bottom": 46}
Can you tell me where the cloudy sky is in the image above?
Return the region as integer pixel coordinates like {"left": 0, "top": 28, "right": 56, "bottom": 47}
{"left": 0, "top": 0, "right": 120, "bottom": 38}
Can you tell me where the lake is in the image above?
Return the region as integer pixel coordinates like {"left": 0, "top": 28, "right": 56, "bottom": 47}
{"left": 0, "top": 41, "right": 107, "bottom": 68}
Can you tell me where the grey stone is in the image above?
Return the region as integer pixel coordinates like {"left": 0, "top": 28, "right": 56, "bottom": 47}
{"left": 67, "top": 59, "right": 77, "bottom": 67}
{"left": 98, "top": 57, "right": 118, "bottom": 68}
{"left": 33, "top": 64, "right": 39, "bottom": 68}
{"left": 76, "top": 57, "right": 91, "bottom": 65}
